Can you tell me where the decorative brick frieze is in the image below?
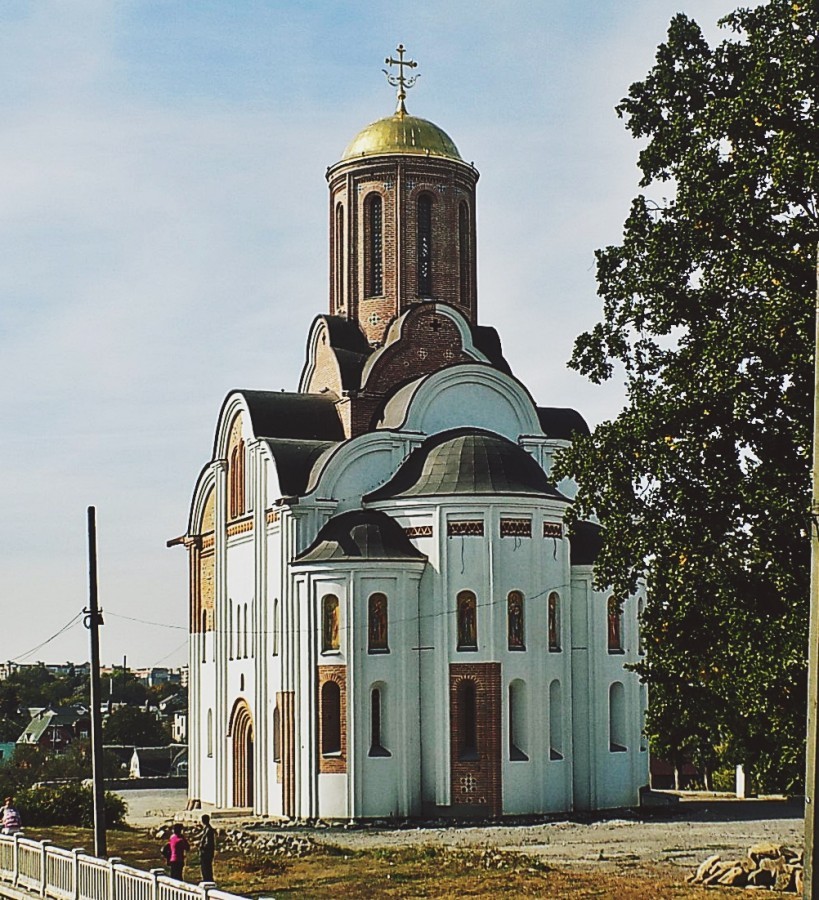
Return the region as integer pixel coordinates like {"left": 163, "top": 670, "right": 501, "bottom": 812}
{"left": 543, "top": 522, "right": 563, "bottom": 539}
{"left": 201, "top": 532, "right": 215, "bottom": 551}
{"left": 266, "top": 510, "right": 280, "bottom": 524}
{"left": 448, "top": 520, "right": 484, "bottom": 537}
{"left": 500, "top": 518, "right": 531, "bottom": 538}
{"left": 405, "top": 525, "right": 433, "bottom": 538}
{"left": 227, "top": 517, "right": 253, "bottom": 538}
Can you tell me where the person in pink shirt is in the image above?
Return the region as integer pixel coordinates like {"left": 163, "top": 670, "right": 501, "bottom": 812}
{"left": 167, "top": 823, "right": 190, "bottom": 880}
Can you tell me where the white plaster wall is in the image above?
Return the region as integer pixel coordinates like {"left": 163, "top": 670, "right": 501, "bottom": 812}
{"left": 318, "top": 773, "right": 349, "bottom": 818}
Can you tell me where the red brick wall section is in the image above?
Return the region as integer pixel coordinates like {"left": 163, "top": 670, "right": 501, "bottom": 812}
{"left": 317, "top": 665, "right": 347, "bottom": 774}
{"left": 449, "top": 662, "right": 502, "bottom": 816}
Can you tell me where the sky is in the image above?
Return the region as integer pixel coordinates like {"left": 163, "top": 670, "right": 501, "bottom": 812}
{"left": 0, "top": 0, "right": 741, "bottom": 668}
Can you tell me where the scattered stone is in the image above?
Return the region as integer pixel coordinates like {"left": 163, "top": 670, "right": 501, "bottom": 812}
{"left": 690, "top": 843, "right": 803, "bottom": 893}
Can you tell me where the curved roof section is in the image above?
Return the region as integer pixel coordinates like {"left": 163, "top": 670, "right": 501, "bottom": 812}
{"left": 537, "top": 407, "right": 590, "bottom": 439}
{"left": 294, "top": 509, "right": 427, "bottom": 564}
{"left": 570, "top": 520, "right": 603, "bottom": 566}
{"left": 264, "top": 438, "right": 339, "bottom": 497}
{"left": 342, "top": 114, "right": 462, "bottom": 162}
{"left": 239, "top": 390, "right": 345, "bottom": 442}
{"left": 365, "top": 428, "right": 568, "bottom": 502}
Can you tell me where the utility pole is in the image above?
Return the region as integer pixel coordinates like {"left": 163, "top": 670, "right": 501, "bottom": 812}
{"left": 85, "top": 506, "right": 107, "bottom": 859}
{"left": 804, "top": 247, "right": 819, "bottom": 899}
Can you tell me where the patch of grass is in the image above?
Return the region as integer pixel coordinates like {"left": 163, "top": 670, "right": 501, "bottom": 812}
{"left": 29, "top": 826, "right": 741, "bottom": 898}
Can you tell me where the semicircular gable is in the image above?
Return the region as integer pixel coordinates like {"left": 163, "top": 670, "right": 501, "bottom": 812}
{"left": 304, "top": 431, "right": 408, "bottom": 510}
{"left": 359, "top": 303, "right": 489, "bottom": 393}
{"left": 377, "top": 364, "right": 542, "bottom": 440}
{"left": 187, "top": 465, "right": 217, "bottom": 536}
{"left": 213, "top": 393, "right": 251, "bottom": 461}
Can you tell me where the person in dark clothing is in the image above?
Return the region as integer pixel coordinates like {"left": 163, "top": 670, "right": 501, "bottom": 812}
{"left": 168, "top": 823, "right": 190, "bottom": 881}
{"left": 198, "top": 814, "right": 216, "bottom": 884}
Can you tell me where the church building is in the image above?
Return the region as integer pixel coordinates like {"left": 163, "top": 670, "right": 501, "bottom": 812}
{"left": 171, "top": 48, "right": 648, "bottom": 819}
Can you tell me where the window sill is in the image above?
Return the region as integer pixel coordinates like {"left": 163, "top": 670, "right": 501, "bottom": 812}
{"left": 508, "top": 645, "right": 526, "bottom": 652}
{"left": 457, "top": 646, "right": 478, "bottom": 653}
{"left": 607, "top": 649, "right": 625, "bottom": 655}
{"left": 368, "top": 648, "right": 390, "bottom": 655}
{"left": 368, "top": 746, "right": 392, "bottom": 758}
{"left": 321, "top": 650, "right": 342, "bottom": 657}
{"left": 549, "top": 749, "right": 564, "bottom": 761}
{"left": 322, "top": 751, "right": 342, "bottom": 759}
{"left": 609, "top": 743, "right": 627, "bottom": 753}
{"left": 548, "top": 647, "right": 562, "bottom": 653}
{"left": 510, "top": 748, "right": 529, "bottom": 762}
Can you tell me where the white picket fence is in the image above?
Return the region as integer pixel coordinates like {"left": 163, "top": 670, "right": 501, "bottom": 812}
{"left": 0, "top": 834, "right": 248, "bottom": 900}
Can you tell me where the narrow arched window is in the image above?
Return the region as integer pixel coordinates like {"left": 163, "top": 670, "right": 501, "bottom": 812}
{"left": 607, "top": 597, "right": 623, "bottom": 652}
{"left": 335, "top": 202, "right": 345, "bottom": 310}
{"left": 228, "top": 600, "right": 234, "bottom": 660}
{"left": 639, "top": 682, "right": 648, "bottom": 752}
{"left": 609, "top": 682, "right": 627, "bottom": 752}
{"left": 457, "top": 680, "right": 478, "bottom": 760}
{"left": 548, "top": 593, "right": 561, "bottom": 652}
{"left": 369, "top": 687, "right": 390, "bottom": 757}
{"left": 322, "top": 595, "right": 340, "bottom": 652}
{"left": 549, "top": 679, "right": 563, "bottom": 759}
{"left": 272, "top": 598, "right": 280, "bottom": 656}
{"left": 206, "top": 708, "right": 213, "bottom": 758}
{"left": 272, "top": 703, "right": 281, "bottom": 763}
{"left": 457, "top": 591, "right": 477, "bottom": 650}
{"left": 321, "top": 680, "right": 341, "bottom": 755}
{"left": 509, "top": 680, "right": 528, "bottom": 761}
{"left": 365, "top": 193, "right": 383, "bottom": 297}
{"left": 458, "top": 201, "right": 470, "bottom": 305}
{"left": 201, "top": 610, "right": 207, "bottom": 663}
{"left": 417, "top": 194, "right": 433, "bottom": 297}
{"left": 507, "top": 591, "right": 525, "bottom": 650}
{"left": 368, "top": 593, "right": 389, "bottom": 653}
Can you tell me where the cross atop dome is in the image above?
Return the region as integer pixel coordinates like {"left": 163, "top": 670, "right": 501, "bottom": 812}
{"left": 383, "top": 44, "right": 418, "bottom": 116}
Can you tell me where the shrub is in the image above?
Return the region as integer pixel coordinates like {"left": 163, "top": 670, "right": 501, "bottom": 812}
{"left": 16, "top": 783, "right": 127, "bottom": 828}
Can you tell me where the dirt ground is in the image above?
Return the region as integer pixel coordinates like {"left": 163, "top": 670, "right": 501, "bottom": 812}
{"left": 258, "top": 796, "right": 804, "bottom": 878}
{"left": 119, "top": 788, "right": 804, "bottom": 880}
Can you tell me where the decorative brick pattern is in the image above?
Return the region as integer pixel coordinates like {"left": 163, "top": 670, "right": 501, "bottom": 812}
{"left": 500, "top": 518, "right": 531, "bottom": 538}
{"left": 201, "top": 533, "right": 215, "bottom": 551}
{"left": 317, "top": 665, "right": 347, "bottom": 774}
{"left": 543, "top": 522, "right": 563, "bottom": 538}
{"left": 448, "top": 520, "right": 484, "bottom": 537}
{"left": 404, "top": 525, "right": 433, "bottom": 538}
{"left": 266, "top": 510, "right": 280, "bottom": 524}
{"left": 449, "top": 663, "right": 502, "bottom": 816}
{"left": 227, "top": 517, "right": 253, "bottom": 538}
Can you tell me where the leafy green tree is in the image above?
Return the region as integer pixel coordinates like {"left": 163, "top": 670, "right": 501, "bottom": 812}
{"left": 555, "top": 0, "right": 818, "bottom": 791}
{"left": 103, "top": 706, "right": 170, "bottom": 746}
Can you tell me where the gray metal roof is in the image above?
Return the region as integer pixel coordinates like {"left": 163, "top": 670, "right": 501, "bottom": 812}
{"left": 294, "top": 509, "right": 427, "bottom": 564}
{"left": 536, "top": 407, "right": 590, "bottom": 439}
{"left": 263, "top": 438, "right": 339, "bottom": 497}
{"left": 365, "top": 428, "right": 569, "bottom": 502}
{"left": 570, "top": 520, "right": 603, "bottom": 565}
{"left": 235, "top": 390, "right": 346, "bottom": 442}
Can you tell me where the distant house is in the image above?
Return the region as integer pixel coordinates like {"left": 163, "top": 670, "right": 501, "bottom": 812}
{"left": 0, "top": 743, "right": 16, "bottom": 766}
{"left": 129, "top": 746, "right": 188, "bottom": 779}
{"left": 17, "top": 706, "right": 91, "bottom": 752}
{"left": 171, "top": 712, "right": 187, "bottom": 744}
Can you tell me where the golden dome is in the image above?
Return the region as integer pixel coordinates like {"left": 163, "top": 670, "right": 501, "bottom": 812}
{"left": 341, "top": 113, "right": 462, "bottom": 162}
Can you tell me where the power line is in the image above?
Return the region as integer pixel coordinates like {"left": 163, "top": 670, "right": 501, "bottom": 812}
{"left": 12, "top": 612, "right": 84, "bottom": 663}
{"left": 105, "top": 611, "right": 186, "bottom": 631}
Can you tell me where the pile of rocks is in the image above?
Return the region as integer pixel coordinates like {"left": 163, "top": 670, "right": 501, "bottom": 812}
{"left": 688, "top": 843, "right": 803, "bottom": 892}
{"left": 221, "top": 828, "right": 316, "bottom": 859}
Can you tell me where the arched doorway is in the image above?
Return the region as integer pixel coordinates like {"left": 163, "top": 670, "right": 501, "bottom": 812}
{"left": 228, "top": 699, "right": 254, "bottom": 808}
